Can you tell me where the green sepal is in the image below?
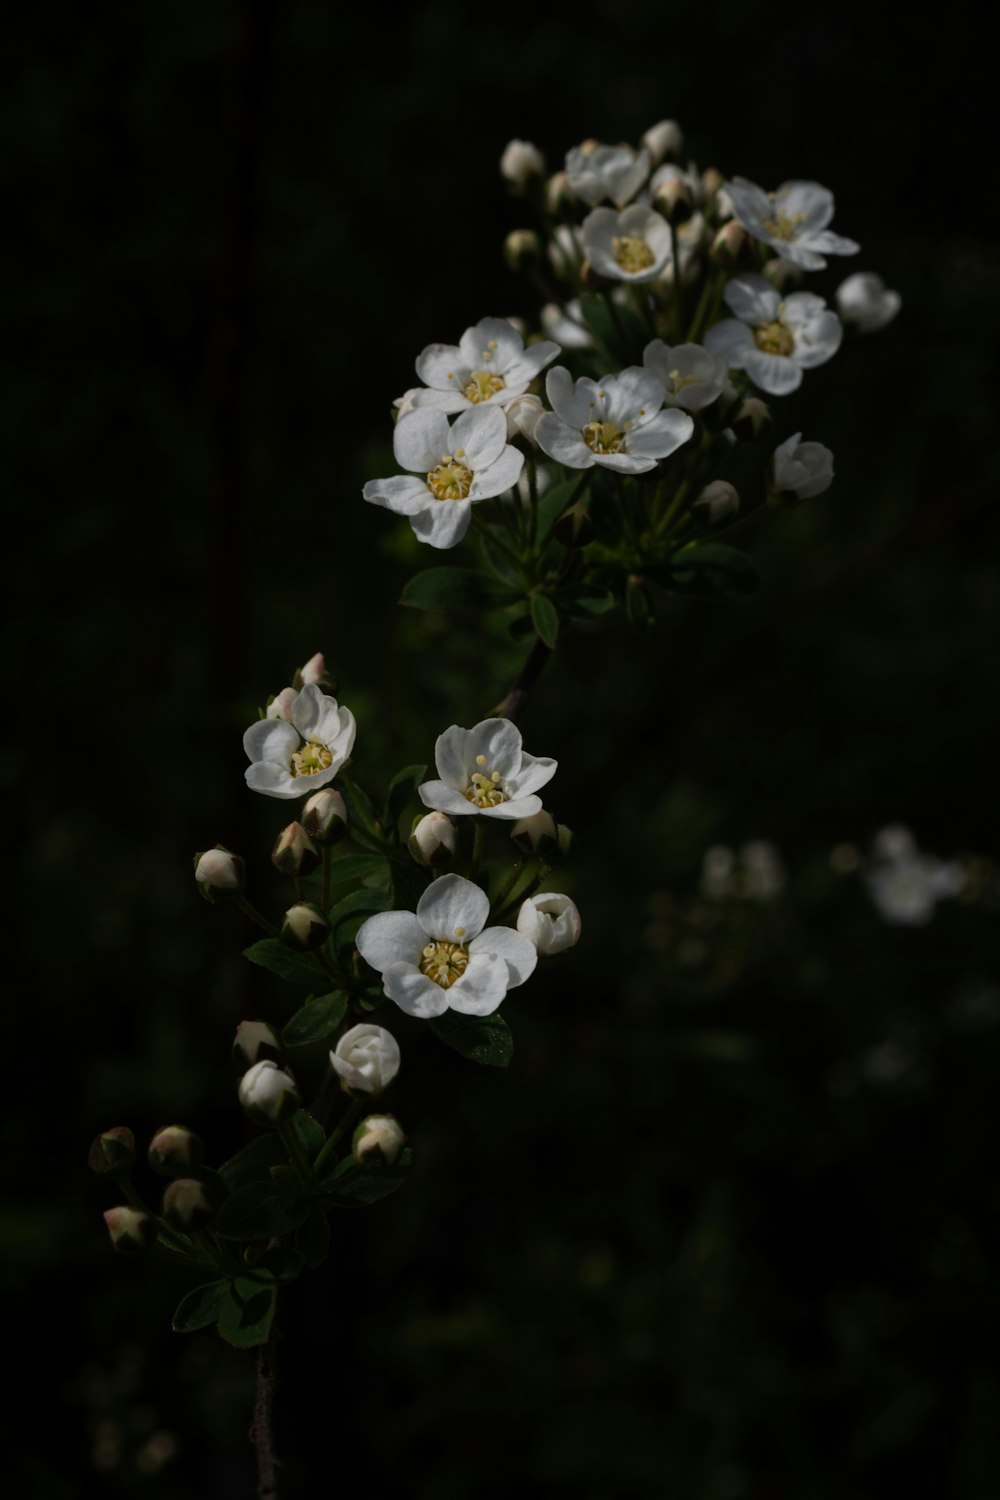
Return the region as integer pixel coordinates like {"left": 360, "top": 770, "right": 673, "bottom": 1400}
{"left": 654, "top": 543, "right": 760, "bottom": 600}
{"left": 295, "top": 1211, "right": 331, "bottom": 1269}
{"left": 217, "top": 1277, "right": 276, "bottom": 1348}
{"left": 400, "top": 567, "right": 518, "bottom": 612}
{"left": 530, "top": 593, "right": 560, "bottom": 648}
{"left": 564, "top": 584, "right": 615, "bottom": 617}
{"left": 218, "top": 1133, "right": 289, "bottom": 1191}
{"left": 429, "top": 1010, "right": 514, "bottom": 1068}
{"left": 215, "top": 1184, "right": 311, "bottom": 1241}
{"left": 172, "top": 1280, "right": 230, "bottom": 1334}
{"left": 322, "top": 1148, "right": 414, "bottom": 1205}
{"left": 289, "top": 1109, "right": 326, "bottom": 1160}
{"left": 243, "top": 939, "right": 327, "bottom": 985}
{"left": 282, "top": 992, "right": 348, "bottom": 1048}
{"left": 384, "top": 764, "right": 428, "bottom": 831}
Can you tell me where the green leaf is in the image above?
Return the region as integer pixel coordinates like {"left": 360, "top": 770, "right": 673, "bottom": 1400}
{"left": 217, "top": 1277, "right": 276, "bottom": 1348}
{"left": 218, "top": 1132, "right": 289, "bottom": 1191}
{"left": 328, "top": 886, "right": 393, "bottom": 938}
{"left": 295, "top": 1211, "right": 331, "bottom": 1269}
{"left": 282, "top": 992, "right": 348, "bottom": 1048}
{"left": 430, "top": 1011, "right": 514, "bottom": 1068}
{"left": 255, "top": 1246, "right": 307, "bottom": 1284}
{"left": 323, "top": 1148, "right": 414, "bottom": 1205}
{"left": 384, "top": 764, "right": 427, "bottom": 830}
{"left": 530, "top": 593, "right": 560, "bottom": 648}
{"left": 172, "top": 1280, "right": 229, "bottom": 1334}
{"left": 215, "top": 1184, "right": 311, "bottom": 1241}
{"left": 479, "top": 533, "right": 523, "bottom": 589}
{"left": 400, "top": 568, "right": 518, "bottom": 613}
{"left": 578, "top": 293, "right": 645, "bottom": 362}
{"left": 243, "top": 939, "right": 327, "bottom": 985}
{"left": 290, "top": 1108, "right": 326, "bottom": 1159}
{"left": 337, "top": 776, "right": 382, "bottom": 839}
{"left": 535, "top": 478, "right": 582, "bottom": 545}
{"left": 564, "top": 584, "right": 615, "bottom": 617}
{"left": 657, "top": 544, "right": 760, "bottom": 601}
{"left": 325, "top": 853, "right": 391, "bottom": 889}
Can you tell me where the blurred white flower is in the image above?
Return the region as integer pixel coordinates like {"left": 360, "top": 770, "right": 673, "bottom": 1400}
{"left": 643, "top": 340, "right": 729, "bottom": 411}
{"left": 583, "top": 205, "right": 672, "bottom": 284}
{"left": 865, "top": 827, "right": 964, "bottom": 926}
{"left": 516, "top": 892, "right": 582, "bottom": 954}
{"left": 772, "top": 432, "right": 835, "bottom": 499}
{"left": 330, "top": 1024, "right": 401, "bottom": 1095}
{"left": 836, "top": 271, "right": 901, "bottom": 332}
{"left": 566, "top": 140, "right": 650, "bottom": 207}
{"left": 541, "top": 300, "right": 594, "bottom": 349}
{"left": 500, "top": 139, "right": 545, "bottom": 190}
{"left": 725, "top": 177, "right": 859, "bottom": 270}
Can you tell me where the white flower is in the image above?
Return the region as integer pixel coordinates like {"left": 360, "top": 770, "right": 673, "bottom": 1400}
{"left": 641, "top": 120, "right": 683, "bottom": 167}
{"left": 836, "top": 271, "right": 901, "bottom": 332}
{"left": 772, "top": 432, "right": 834, "bottom": 499}
{"left": 649, "top": 160, "right": 703, "bottom": 208}
{"left": 643, "top": 340, "right": 729, "bottom": 411}
{"left": 565, "top": 141, "right": 650, "bottom": 207}
{"left": 872, "top": 825, "right": 916, "bottom": 862}
{"left": 541, "top": 300, "right": 594, "bottom": 350}
{"left": 866, "top": 834, "right": 964, "bottom": 927}
{"left": 363, "top": 405, "right": 524, "bottom": 550}
{"left": 238, "top": 1060, "right": 299, "bottom": 1122}
{"left": 705, "top": 274, "right": 841, "bottom": 396}
{"left": 536, "top": 366, "right": 693, "bottom": 475}
{"left": 547, "top": 224, "right": 584, "bottom": 280}
{"left": 356, "top": 873, "right": 537, "bottom": 1018}
{"left": 504, "top": 392, "right": 545, "bottom": 444}
{"left": 500, "top": 138, "right": 545, "bottom": 190}
{"left": 725, "top": 177, "right": 859, "bottom": 270}
{"left": 419, "top": 717, "right": 556, "bottom": 820}
{"left": 243, "top": 684, "right": 355, "bottom": 800}
{"left": 330, "top": 1023, "right": 401, "bottom": 1095}
{"left": 409, "top": 316, "right": 559, "bottom": 415}
{"left": 516, "top": 892, "right": 581, "bottom": 955}
{"left": 582, "top": 205, "right": 672, "bottom": 284}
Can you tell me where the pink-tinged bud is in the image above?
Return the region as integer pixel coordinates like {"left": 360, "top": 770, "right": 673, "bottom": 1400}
{"left": 162, "top": 1178, "right": 213, "bottom": 1230}
{"left": 500, "top": 138, "right": 546, "bottom": 192}
{"left": 238, "top": 1060, "right": 299, "bottom": 1123}
{"left": 693, "top": 481, "right": 740, "bottom": 525}
{"left": 762, "top": 257, "right": 804, "bottom": 292}
{"left": 652, "top": 175, "right": 692, "bottom": 225}
{"left": 301, "top": 787, "right": 347, "bottom": 845}
{"left": 193, "top": 847, "right": 245, "bottom": 903}
{"left": 233, "top": 1020, "right": 283, "bottom": 1071}
{"left": 504, "top": 229, "right": 541, "bottom": 272}
{"left": 297, "top": 652, "right": 327, "bottom": 687}
{"left": 641, "top": 119, "right": 683, "bottom": 167}
{"left": 103, "top": 1206, "right": 155, "bottom": 1254}
{"left": 709, "top": 221, "right": 751, "bottom": 268}
{"left": 545, "top": 170, "right": 576, "bottom": 216}
{"left": 266, "top": 686, "right": 298, "bottom": 721}
{"left": 88, "top": 1126, "right": 136, "bottom": 1177}
{"left": 510, "top": 810, "right": 558, "bottom": 857}
{"left": 352, "top": 1114, "right": 406, "bottom": 1168}
{"left": 701, "top": 166, "right": 724, "bottom": 199}
{"left": 730, "top": 397, "right": 772, "bottom": 443}
{"left": 282, "top": 902, "right": 330, "bottom": 951}
{"left": 408, "top": 812, "right": 457, "bottom": 868}
{"left": 148, "top": 1125, "right": 203, "bottom": 1177}
{"left": 271, "top": 821, "right": 321, "bottom": 878}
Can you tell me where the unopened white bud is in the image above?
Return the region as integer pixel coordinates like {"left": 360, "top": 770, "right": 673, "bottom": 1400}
{"left": 393, "top": 388, "right": 422, "bottom": 419}
{"left": 162, "top": 1177, "right": 213, "bottom": 1230}
{"left": 501, "top": 139, "right": 545, "bottom": 191}
{"left": 103, "top": 1206, "right": 155, "bottom": 1254}
{"left": 238, "top": 1060, "right": 299, "bottom": 1123}
{"left": 504, "top": 393, "right": 545, "bottom": 445}
{"left": 771, "top": 433, "right": 834, "bottom": 502}
{"left": 762, "top": 257, "right": 804, "bottom": 292}
{"left": 301, "top": 787, "right": 347, "bottom": 845}
{"left": 641, "top": 119, "right": 683, "bottom": 166}
{"left": 233, "top": 1020, "right": 283, "bottom": 1070}
{"left": 194, "top": 846, "right": 245, "bottom": 902}
{"left": 709, "top": 220, "right": 750, "bottom": 268}
{"left": 296, "top": 651, "right": 328, "bottom": 687}
{"left": 148, "top": 1125, "right": 203, "bottom": 1177}
{"left": 652, "top": 174, "right": 692, "bottom": 225}
{"left": 352, "top": 1114, "right": 406, "bottom": 1168}
{"left": 408, "top": 811, "right": 457, "bottom": 868}
{"left": 504, "top": 229, "right": 541, "bottom": 271}
{"left": 510, "top": 810, "right": 558, "bottom": 856}
{"left": 282, "top": 902, "right": 331, "bottom": 950}
{"left": 516, "top": 892, "right": 582, "bottom": 955}
{"left": 545, "top": 170, "right": 575, "bottom": 216}
{"left": 271, "top": 821, "right": 321, "bottom": 877}
{"left": 835, "top": 271, "right": 901, "bottom": 333}
{"left": 266, "top": 686, "right": 298, "bottom": 721}
{"left": 330, "top": 1024, "right": 401, "bottom": 1096}
{"left": 693, "top": 480, "right": 740, "bottom": 524}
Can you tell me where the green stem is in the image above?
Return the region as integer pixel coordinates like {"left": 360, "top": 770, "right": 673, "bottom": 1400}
{"left": 277, "top": 1117, "right": 314, "bottom": 1186}
{"left": 313, "top": 1095, "right": 367, "bottom": 1177}
{"left": 494, "top": 862, "right": 550, "bottom": 924}
{"left": 470, "top": 819, "right": 487, "bottom": 882}
{"left": 490, "top": 859, "right": 526, "bottom": 917}
{"left": 236, "top": 895, "right": 280, "bottom": 939}
{"left": 321, "top": 847, "right": 331, "bottom": 915}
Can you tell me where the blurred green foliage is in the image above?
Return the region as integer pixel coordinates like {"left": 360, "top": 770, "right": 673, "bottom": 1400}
{"left": 5, "top": 1, "right": 999, "bottom": 1495}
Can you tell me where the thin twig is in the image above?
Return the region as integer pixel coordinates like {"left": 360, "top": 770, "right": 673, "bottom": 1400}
{"left": 497, "top": 636, "right": 552, "bottom": 725}
{"left": 251, "top": 1317, "right": 279, "bottom": 1499}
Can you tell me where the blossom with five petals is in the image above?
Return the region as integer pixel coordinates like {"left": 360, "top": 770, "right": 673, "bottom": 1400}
{"left": 356, "top": 873, "right": 537, "bottom": 1018}
{"left": 704, "top": 274, "right": 841, "bottom": 396}
{"left": 243, "top": 684, "right": 356, "bottom": 800}
{"left": 409, "top": 316, "right": 559, "bottom": 415}
{"left": 565, "top": 141, "right": 650, "bottom": 207}
{"left": 536, "top": 366, "right": 693, "bottom": 474}
{"left": 725, "top": 177, "right": 859, "bottom": 270}
{"left": 582, "top": 205, "right": 672, "bottom": 284}
{"left": 419, "top": 717, "right": 556, "bottom": 820}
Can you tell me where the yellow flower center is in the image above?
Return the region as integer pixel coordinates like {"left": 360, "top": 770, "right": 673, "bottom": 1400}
{"left": 427, "top": 456, "right": 473, "bottom": 501}
{"left": 464, "top": 369, "right": 506, "bottom": 403}
{"left": 668, "top": 367, "right": 698, "bottom": 393}
{"left": 583, "top": 419, "right": 626, "bottom": 454}
{"left": 419, "top": 940, "right": 469, "bottom": 989}
{"left": 612, "top": 235, "right": 654, "bottom": 273}
{"left": 464, "top": 759, "right": 509, "bottom": 808}
{"left": 761, "top": 206, "right": 808, "bottom": 242}
{"left": 290, "top": 739, "right": 334, "bottom": 778}
{"left": 754, "top": 320, "right": 795, "bottom": 357}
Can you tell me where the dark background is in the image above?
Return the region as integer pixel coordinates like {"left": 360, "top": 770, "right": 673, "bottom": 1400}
{"left": 6, "top": 2, "right": 999, "bottom": 1495}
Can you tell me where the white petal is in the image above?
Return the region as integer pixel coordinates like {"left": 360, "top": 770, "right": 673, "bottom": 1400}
{"left": 724, "top": 274, "right": 780, "bottom": 325}
{"left": 545, "top": 366, "right": 600, "bottom": 428}
{"left": 775, "top": 180, "right": 834, "bottom": 232}
{"left": 244, "top": 761, "right": 301, "bottom": 799}
{"left": 789, "top": 309, "right": 842, "bottom": 368}
{"left": 383, "top": 964, "right": 451, "bottom": 1018}
{"left": 393, "top": 410, "right": 451, "bottom": 473}
{"left": 410, "top": 502, "right": 472, "bottom": 549}
{"left": 704, "top": 319, "right": 755, "bottom": 365}
{"left": 408, "top": 387, "right": 470, "bottom": 414}
{"left": 417, "top": 873, "right": 490, "bottom": 943}
{"left": 509, "top": 751, "right": 557, "bottom": 798}
{"left": 458, "top": 317, "right": 524, "bottom": 373}
{"left": 481, "top": 793, "right": 542, "bottom": 820}
{"left": 469, "top": 445, "right": 524, "bottom": 500}
{"left": 451, "top": 403, "right": 507, "bottom": 468}
{"left": 465, "top": 718, "right": 523, "bottom": 778}
{"left": 290, "top": 684, "right": 339, "bottom": 743}
{"left": 356, "top": 911, "right": 427, "bottom": 973}
{"left": 808, "top": 230, "right": 860, "bottom": 257}
{"left": 363, "top": 475, "right": 437, "bottom": 515}
{"left": 595, "top": 451, "right": 658, "bottom": 474}
{"left": 469, "top": 926, "right": 538, "bottom": 987}
{"left": 243, "top": 717, "right": 298, "bottom": 766}
{"left": 625, "top": 408, "right": 694, "bottom": 459}
{"left": 415, "top": 343, "right": 467, "bottom": 392}
{"left": 445, "top": 952, "right": 509, "bottom": 1016}
{"left": 503, "top": 339, "right": 561, "bottom": 387}
{"left": 535, "top": 413, "right": 595, "bottom": 470}
{"left": 603, "top": 366, "right": 665, "bottom": 426}
{"left": 433, "top": 724, "right": 472, "bottom": 788}
{"left": 743, "top": 350, "right": 803, "bottom": 395}
{"left": 418, "top": 780, "right": 479, "bottom": 816}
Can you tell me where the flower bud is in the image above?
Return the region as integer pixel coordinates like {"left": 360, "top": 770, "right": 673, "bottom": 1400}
{"left": 330, "top": 1023, "right": 401, "bottom": 1095}
{"left": 545, "top": 170, "right": 576, "bottom": 217}
{"left": 510, "top": 810, "right": 558, "bottom": 858}
{"left": 693, "top": 481, "right": 740, "bottom": 525}
{"left": 352, "top": 1114, "right": 406, "bottom": 1168}
{"left": 762, "top": 257, "right": 804, "bottom": 292}
{"left": 233, "top": 1020, "right": 283, "bottom": 1071}
{"left": 294, "top": 651, "right": 330, "bottom": 689}
{"left": 516, "top": 892, "right": 582, "bottom": 955}
{"left": 504, "top": 392, "right": 545, "bottom": 446}
{"left": 701, "top": 166, "right": 724, "bottom": 200}
{"left": 103, "top": 1206, "right": 155, "bottom": 1255}
{"left": 271, "top": 821, "right": 321, "bottom": 878}
{"left": 238, "top": 1060, "right": 299, "bottom": 1123}
{"left": 162, "top": 1177, "right": 214, "bottom": 1230}
{"left": 500, "top": 138, "right": 545, "bottom": 192}
{"left": 709, "top": 221, "right": 751, "bottom": 269}
{"left": 88, "top": 1126, "right": 136, "bottom": 1178}
{"left": 282, "top": 902, "right": 331, "bottom": 950}
{"left": 771, "top": 433, "right": 834, "bottom": 502}
{"left": 730, "top": 397, "right": 772, "bottom": 443}
{"left": 266, "top": 686, "right": 298, "bottom": 721}
{"left": 148, "top": 1125, "right": 203, "bottom": 1178}
{"left": 641, "top": 119, "right": 683, "bottom": 167}
{"left": 301, "top": 787, "right": 347, "bottom": 845}
{"left": 504, "top": 229, "right": 541, "bottom": 272}
{"left": 652, "top": 174, "right": 692, "bottom": 225}
{"left": 408, "top": 811, "right": 457, "bottom": 868}
{"left": 553, "top": 501, "right": 595, "bottom": 549}
{"left": 193, "top": 847, "right": 245, "bottom": 902}
{"left": 393, "top": 387, "right": 421, "bottom": 420}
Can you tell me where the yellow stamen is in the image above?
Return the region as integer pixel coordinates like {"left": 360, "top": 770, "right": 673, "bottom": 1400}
{"left": 464, "top": 770, "right": 509, "bottom": 808}
{"left": 419, "top": 940, "right": 469, "bottom": 989}
{"left": 427, "top": 459, "right": 473, "bottom": 500}
{"left": 583, "top": 420, "right": 626, "bottom": 454}
{"left": 464, "top": 369, "right": 506, "bottom": 403}
{"left": 290, "top": 739, "right": 334, "bottom": 778}
{"left": 754, "top": 320, "right": 795, "bottom": 357}
{"left": 612, "top": 235, "right": 655, "bottom": 273}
